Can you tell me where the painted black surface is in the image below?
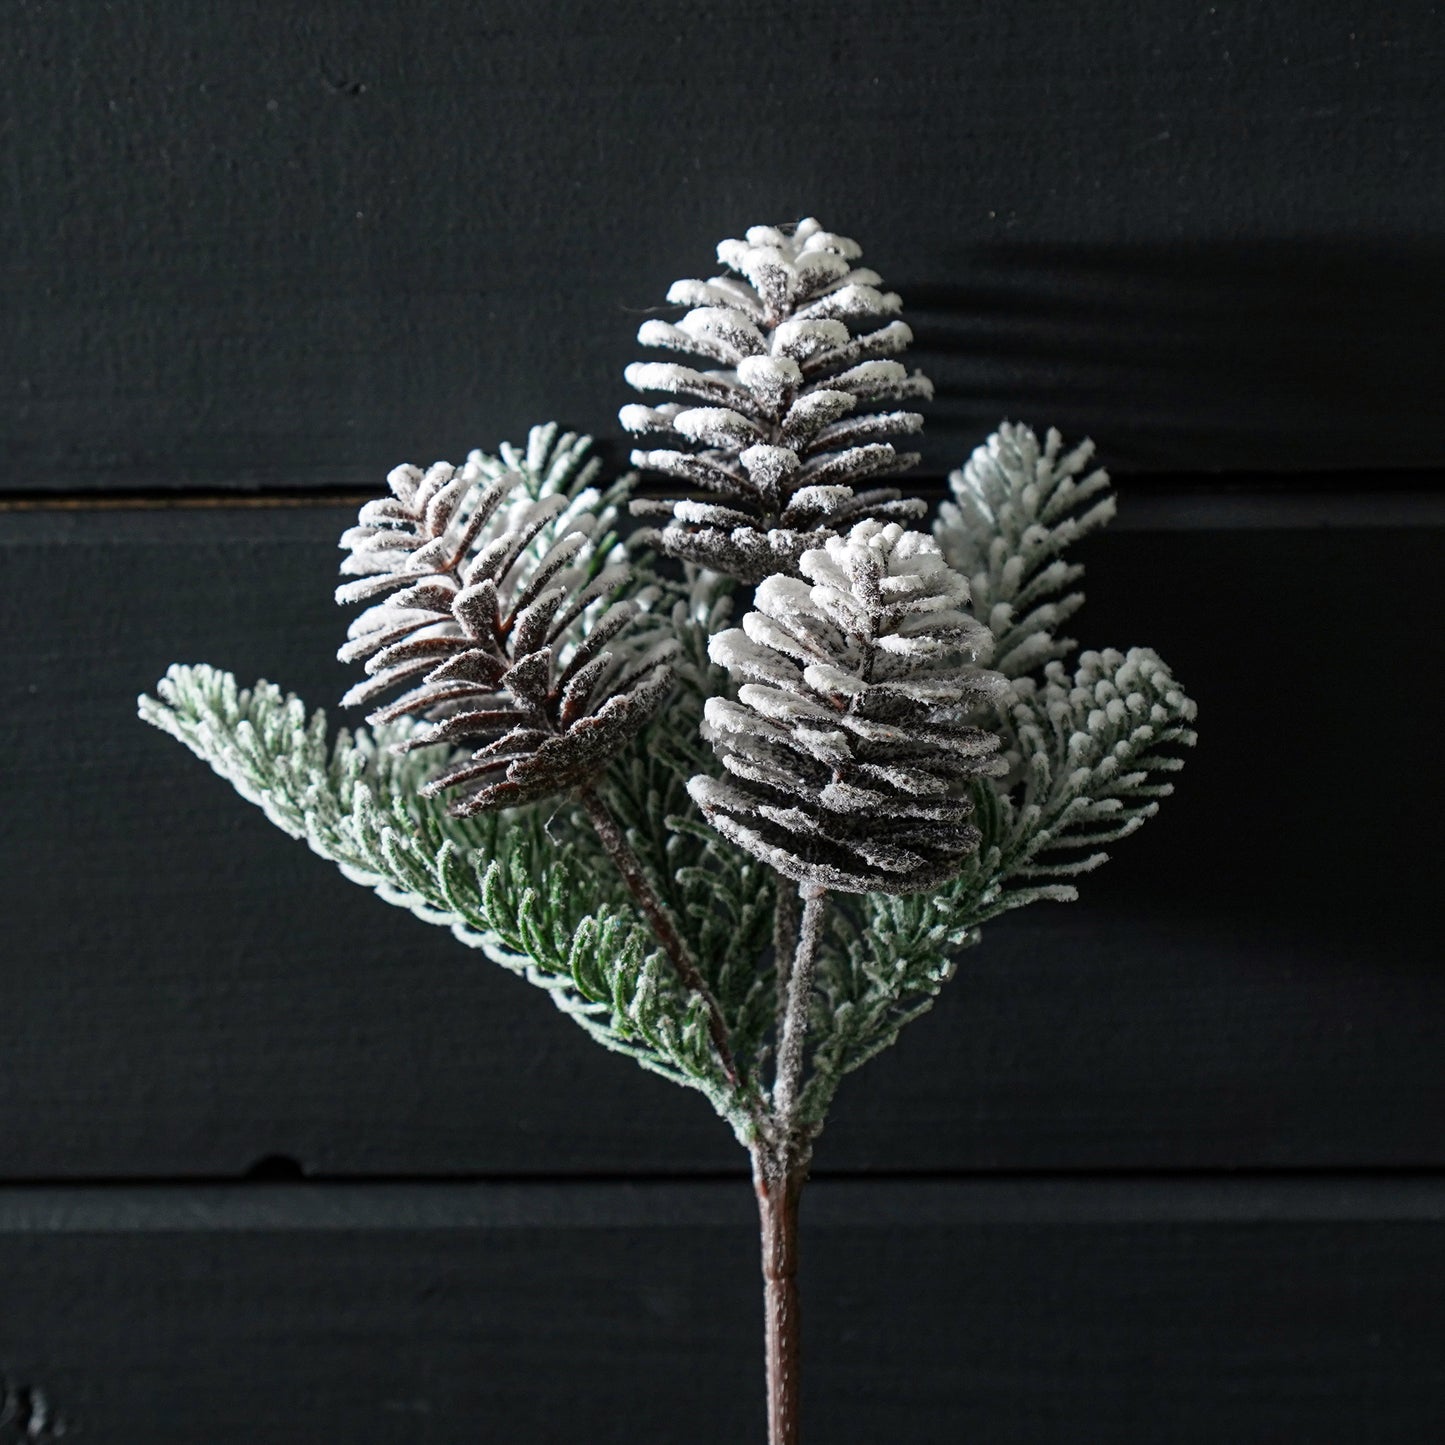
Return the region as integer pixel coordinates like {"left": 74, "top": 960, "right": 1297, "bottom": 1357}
{"left": 1, "top": 500, "right": 1440, "bottom": 1179}
{"left": 6, "top": 1, "right": 1445, "bottom": 488}
{"left": 0, "top": 1178, "right": 1441, "bottom": 1443}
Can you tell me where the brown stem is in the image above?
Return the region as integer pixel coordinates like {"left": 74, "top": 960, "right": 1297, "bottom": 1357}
{"left": 753, "top": 1148, "right": 805, "bottom": 1445}
{"left": 576, "top": 784, "right": 739, "bottom": 1087}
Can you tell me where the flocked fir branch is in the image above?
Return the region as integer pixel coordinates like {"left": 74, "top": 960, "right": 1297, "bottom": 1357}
{"left": 935, "top": 420, "right": 1117, "bottom": 677}
{"left": 138, "top": 220, "right": 1197, "bottom": 1445}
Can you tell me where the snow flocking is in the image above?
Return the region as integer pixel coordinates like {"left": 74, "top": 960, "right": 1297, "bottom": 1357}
{"left": 688, "top": 519, "right": 1009, "bottom": 895}
{"left": 334, "top": 426, "right": 677, "bottom": 814}
{"left": 623, "top": 218, "right": 935, "bottom": 582}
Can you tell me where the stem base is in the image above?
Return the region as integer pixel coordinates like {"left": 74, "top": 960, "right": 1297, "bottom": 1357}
{"left": 753, "top": 1149, "right": 806, "bottom": 1445}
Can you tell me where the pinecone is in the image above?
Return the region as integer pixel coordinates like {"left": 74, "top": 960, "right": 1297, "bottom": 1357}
{"left": 337, "top": 437, "right": 676, "bottom": 814}
{"left": 687, "top": 521, "right": 1007, "bottom": 894}
{"left": 622, "top": 217, "right": 933, "bottom": 583}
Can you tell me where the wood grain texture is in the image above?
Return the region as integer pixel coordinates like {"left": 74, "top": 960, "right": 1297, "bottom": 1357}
{"left": 0, "top": 1178, "right": 1441, "bottom": 1443}
{"left": 6, "top": 1, "right": 1445, "bottom": 488}
{"left": 1, "top": 499, "right": 1440, "bottom": 1179}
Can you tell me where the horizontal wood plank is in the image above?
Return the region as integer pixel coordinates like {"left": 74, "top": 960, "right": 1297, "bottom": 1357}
{"left": 6, "top": 1, "right": 1445, "bottom": 488}
{"left": 0, "top": 1178, "right": 1441, "bottom": 1443}
{"left": 0, "top": 499, "right": 1440, "bottom": 1179}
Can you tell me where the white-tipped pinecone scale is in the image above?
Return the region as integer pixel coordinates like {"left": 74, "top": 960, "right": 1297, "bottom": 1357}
{"left": 623, "top": 218, "right": 934, "bottom": 582}
{"left": 337, "top": 438, "right": 676, "bottom": 814}
{"left": 688, "top": 520, "right": 1007, "bottom": 894}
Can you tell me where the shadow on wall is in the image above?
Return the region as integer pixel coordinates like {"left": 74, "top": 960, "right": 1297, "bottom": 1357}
{"left": 901, "top": 238, "right": 1445, "bottom": 476}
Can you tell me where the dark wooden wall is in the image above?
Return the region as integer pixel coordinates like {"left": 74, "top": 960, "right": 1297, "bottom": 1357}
{"left": 3, "top": 2, "right": 1443, "bottom": 1440}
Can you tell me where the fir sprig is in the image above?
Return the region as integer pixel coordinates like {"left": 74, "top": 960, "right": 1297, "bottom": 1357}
{"left": 137, "top": 217, "right": 1199, "bottom": 1445}
{"left": 138, "top": 663, "right": 753, "bottom": 1131}
{"left": 935, "top": 421, "right": 1116, "bottom": 677}
{"left": 138, "top": 412, "right": 1196, "bottom": 1145}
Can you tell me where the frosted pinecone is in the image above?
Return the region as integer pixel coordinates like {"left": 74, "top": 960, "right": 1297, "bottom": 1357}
{"left": 687, "top": 521, "right": 1006, "bottom": 894}
{"left": 622, "top": 217, "right": 933, "bottom": 582}
{"left": 337, "top": 438, "right": 676, "bottom": 814}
